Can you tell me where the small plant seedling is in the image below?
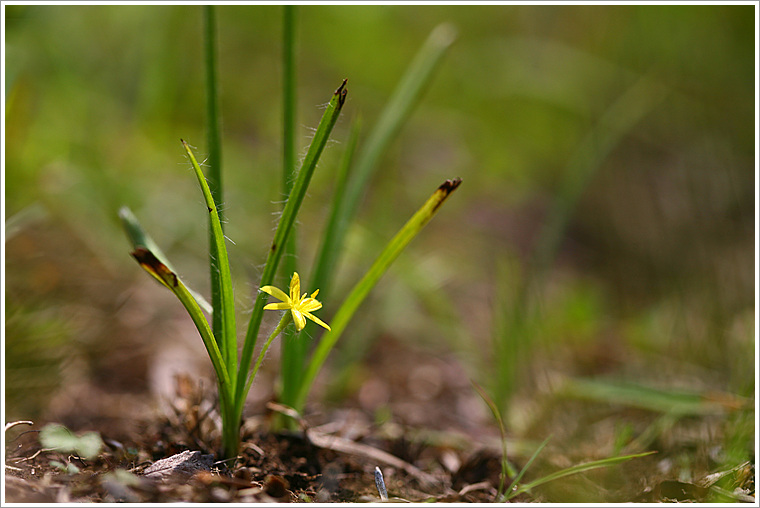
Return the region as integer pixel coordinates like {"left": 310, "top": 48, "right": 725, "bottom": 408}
{"left": 39, "top": 423, "right": 103, "bottom": 461}
{"left": 123, "top": 81, "right": 347, "bottom": 459}
{"left": 39, "top": 423, "right": 104, "bottom": 475}
{"left": 122, "top": 94, "right": 460, "bottom": 460}
{"left": 121, "top": 7, "right": 461, "bottom": 460}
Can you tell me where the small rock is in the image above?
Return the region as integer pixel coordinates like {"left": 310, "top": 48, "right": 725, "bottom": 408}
{"left": 143, "top": 450, "right": 215, "bottom": 480}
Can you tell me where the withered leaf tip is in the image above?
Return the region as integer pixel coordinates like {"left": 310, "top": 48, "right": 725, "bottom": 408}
{"left": 335, "top": 79, "right": 348, "bottom": 107}
{"left": 438, "top": 178, "right": 462, "bottom": 193}
{"left": 431, "top": 178, "right": 462, "bottom": 213}
{"left": 131, "top": 247, "right": 179, "bottom": 288}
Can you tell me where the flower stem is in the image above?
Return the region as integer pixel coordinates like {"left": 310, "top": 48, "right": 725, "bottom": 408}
{"left": 250, "top": 312, "right": 293, "bottom": 384}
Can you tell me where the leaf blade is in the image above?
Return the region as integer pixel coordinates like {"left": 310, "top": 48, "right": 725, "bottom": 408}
{"left": 182, "top": 140, "right": 238, "bottom": 383}
{"left": 294, "top": 178, "right": 462, "bottom": 411}
{"left": 236, "top": 80, "right": 348, "bottom": 419}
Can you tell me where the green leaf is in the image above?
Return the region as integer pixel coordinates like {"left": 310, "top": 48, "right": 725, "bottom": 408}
{"left": 118, "top": 206, "right": 212, "bottom": 314}
{"left": 311, "top": 23, "right": 457, "bottom": 298}
{"left": 236, "top": 79, "right": 348, "bottom": 420}
{"left": 510, "top": 451, "right": 657, "bottom": 498}
{"left": 293, "top": 178, "right": 462, "bottom": 411}
{"left": 561, "top": 378, "right": 732, "bottom": 415}
{"left": 504, "top": 435, "right": 552, "bottom": 501}
{"left": 471, "top": 380, "right": 513, "bottom": 497}
{"left": 182, "top": 140, "right": 237, "bottom": 379}
{"left": 39, "top": 423, "right": 103, "bottom": 460}
{"left": 129, "top": 247, "right": 232, "bottom": 402}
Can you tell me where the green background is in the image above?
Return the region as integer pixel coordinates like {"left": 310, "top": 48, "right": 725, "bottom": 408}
{"left": 4, "top": 5, "right": 755, "bottom": 498}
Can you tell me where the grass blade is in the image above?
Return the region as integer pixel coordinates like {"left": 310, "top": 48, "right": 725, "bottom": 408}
{"left": 532, "top": 75, "right": 666, "bottom": 278}
{"left": 308, "top": 115, "right": 361, "bottom": 296}
{"left": 281, "top": 5, "right": 298, "bottom": 197}
{"left": 203, "top": 5, "right": 223, "bottom": 212}
{"left": 129, "top": 248, "right": 231, "bottom": 398}
{"left": 236, "top": 80, "right": 348, "bottom": 417}
{"left": 118, "top": 206, "right": 212, "bottom": 314}
{"left": 182, "top": 140, "right": 237, "bottom": 378}
{"left": 310, "top": 23, "right": 457, "bottom": 298}
{"left": 561, "top": 378, "right": 735, "bottom": 415}
{"left": 471, "top": 380, "right": 513, "bottom": 499}
{"left": 130, "top": 245, "right": 237, "bottom": 457}
{"left": 293, "top": 178, "right": 462, "bottom": 411}
{"left": 510, "top": 451, "right": 657, "bottom": 498}
{"left": 504, "top": 435, "right": 552, "bottom": 501}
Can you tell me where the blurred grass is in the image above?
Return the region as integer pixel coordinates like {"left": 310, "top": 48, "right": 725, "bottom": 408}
{"left": 4, "top": 4, "right": 755, "bottom": 497}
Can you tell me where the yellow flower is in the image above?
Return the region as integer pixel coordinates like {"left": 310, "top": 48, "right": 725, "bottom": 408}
{"left": 260, "top": 272, "right": 331, "bottom": 332}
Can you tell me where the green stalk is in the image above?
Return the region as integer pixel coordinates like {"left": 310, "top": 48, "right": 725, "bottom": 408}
{"left": 203, "top": 5, "right": 228, "bottom": 369}
{"left": 293, "top": 178, "right": 462, "bottom": 411}
{"left": 532, "top": 75, "right": 665, "bottom": 279}
{"left": 204, "top": 5, "right": 223, "bottom": 216}
{"left": 279, "top": 4, "right": 301, "bottom": 417}
{"left": 309, "top": 23, "right": 456, "bottom": 298}
{"left": 282, "top": 5, "right": 298, "bottom": 196}
{"left": 253, "top": 312, "right": 293, "bottom": 386}
{"left": 236, "top": 80, "right": 348, "bottom": 422}
{"left": 490, "top": 76, "right": 666, "bottom": 416}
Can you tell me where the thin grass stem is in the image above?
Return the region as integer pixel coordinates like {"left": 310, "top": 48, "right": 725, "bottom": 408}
{"left": 503, "top": 435, "right": 552, "bottom": 501}
{"left": 252, "top": 312, "right": 293, "bottom": 386}
{"left": 471, "top": 380, "right": 512, "bottom": 499}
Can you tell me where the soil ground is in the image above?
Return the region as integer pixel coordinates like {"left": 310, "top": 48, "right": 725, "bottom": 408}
{"left": 4, "top": 337, "right": 755, "bottom": 503}
{"left": 4, "top": 221, "right": 755, "bottom": 503}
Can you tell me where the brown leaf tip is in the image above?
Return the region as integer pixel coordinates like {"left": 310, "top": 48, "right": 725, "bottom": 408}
{"left": 431, "top": 178, "right": 462, "bottom": 213}
{"left": 335, "top": 78, "right": 348, "bottom": 107}
{"left": 131, "top": 247, "right": 178, "bottom": 287}
{"left": 131, "top": 246, "right": 155, "bottom": 264}
{"left": 438, "top": 177, "right": 462, "bottom": 194}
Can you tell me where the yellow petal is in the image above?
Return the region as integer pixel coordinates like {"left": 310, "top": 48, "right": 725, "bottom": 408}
{"left": 289, "top": 272, "right": 301, "bottom": 301}
{"left": 304, "top": 312, "right": 331, "bottom": 331}
{"left": 299, "top": 298, "right": 322, "bottom": 312}
{"left": 310, "top": 289, "right": 320, "bottom": 299}
{"left": 291, "top": 309, "right": 306, "bottom": 331}
{"left": 260, "top": 285, "right": 290, "bottom": 303}
{"left": 264, "top": 302, "right": 292, "bottom": 311}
